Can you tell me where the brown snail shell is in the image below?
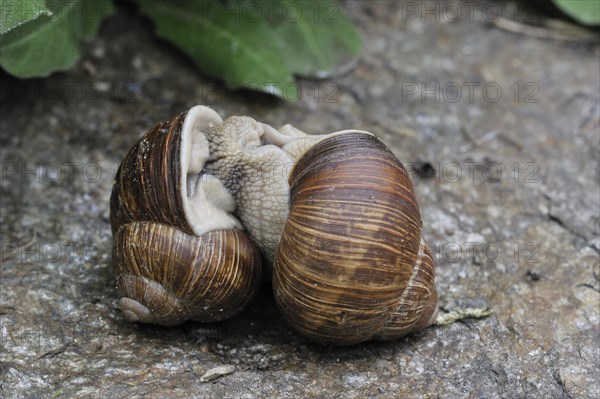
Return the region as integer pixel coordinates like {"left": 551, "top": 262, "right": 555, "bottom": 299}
{"left": 273, "top": 132, "right": 438, "bottom": 345}
{"left": 110, "top": 108, "right": 262, "bottom": 324}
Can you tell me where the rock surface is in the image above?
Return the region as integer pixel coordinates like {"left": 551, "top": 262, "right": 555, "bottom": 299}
{"left": 1, "top": 1, "right": 598, "bottom": 398}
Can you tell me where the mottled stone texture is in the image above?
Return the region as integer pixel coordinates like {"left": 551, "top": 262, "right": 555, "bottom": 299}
{"left": 1, "top": 1, "right": 598, "bottom": 398}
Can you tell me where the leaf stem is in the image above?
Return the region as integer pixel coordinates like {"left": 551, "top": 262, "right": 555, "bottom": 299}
{"left": 434, "top": 308, "right": 494, "bottom": 326}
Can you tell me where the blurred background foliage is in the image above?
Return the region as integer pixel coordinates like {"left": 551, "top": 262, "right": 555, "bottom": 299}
{"left": 0, "top": 0, "right": 597, "bottom": 100}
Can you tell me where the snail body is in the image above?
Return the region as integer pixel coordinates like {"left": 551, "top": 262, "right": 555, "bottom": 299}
{"left": 110, "top": 106, "right": 438, "bottom": 344}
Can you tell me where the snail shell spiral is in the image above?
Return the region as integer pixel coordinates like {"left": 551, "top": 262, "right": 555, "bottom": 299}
{"left": 273, "top": 132, "right": 438, "bottom": 345}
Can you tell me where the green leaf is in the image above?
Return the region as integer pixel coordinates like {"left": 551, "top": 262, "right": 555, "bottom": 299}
{"left": 552, "top": 0, "right": 600, "bottom": 26}
{"left": 0, "top": 0, "right": 114, "bottom": 78}
{"left": 0, "top": 0, "right": 52, "bottom": 35}
{"left": 269, "top": 0, "right": 362, "bottom": 78}
{"left": 135, "top": 0, "right": 361, "bottom": 99}
{"left": 135, "top": 0, "right": 294, "bottom": 97}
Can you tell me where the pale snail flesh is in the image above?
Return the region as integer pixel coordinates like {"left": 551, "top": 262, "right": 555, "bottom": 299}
{"left": 110, "top": 106, "right": 438, "bottom": 345}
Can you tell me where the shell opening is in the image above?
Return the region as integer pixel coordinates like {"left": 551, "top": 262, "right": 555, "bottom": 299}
{"left": 179, "top": 106, "right": 242, "bottom": 235}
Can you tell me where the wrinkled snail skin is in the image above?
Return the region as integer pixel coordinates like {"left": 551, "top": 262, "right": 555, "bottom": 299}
{"left": 110, "top": 107, "right": 261, "bottom": 325}
{"left": 110, "top": 105, "right": 438, "bottom": 344}
{"left": 199, "top": 116, "right": 302, "bottom": 266}
{"left": 273, "top": 133, "right": 438, "bottom": 345}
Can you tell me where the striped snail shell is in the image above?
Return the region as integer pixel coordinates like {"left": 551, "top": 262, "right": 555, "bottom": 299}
{"left": 273, "top": 132, "right": 438, "bottom": 345}
{"left": 110, "top": 107, "right": 262, "bottom": 324}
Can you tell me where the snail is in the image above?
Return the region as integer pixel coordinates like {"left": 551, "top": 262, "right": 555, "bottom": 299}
{"left": 110, "top": 108, "right": 262, "bottom": 324}
{"left": 274, "top": 132, "right": 439, "bottom": 344}
{"left": 110, "top": 105, "right": 439, "bottom": 344}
